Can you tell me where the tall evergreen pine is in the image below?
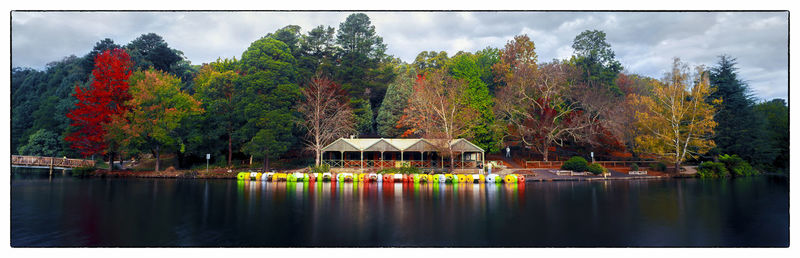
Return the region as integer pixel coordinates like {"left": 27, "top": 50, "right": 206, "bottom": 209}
{"left": 376, "top": 67, "right": 414, "bottom": 137}
{"left": 708, "top": 55, "right": 773, "bottom": 165}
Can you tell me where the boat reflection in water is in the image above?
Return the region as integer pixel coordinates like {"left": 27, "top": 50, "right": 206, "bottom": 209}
{"left": 11, "top": 172, "right": 788, "bottom": 247}
{"left": 237, "top": 180, "right": 525, "bottom": 202}
{"left": 235, "top": 180, "right": 525, "bottom": 215}
{"left": 232, "top": 180, "right": 528, "bottom": 246}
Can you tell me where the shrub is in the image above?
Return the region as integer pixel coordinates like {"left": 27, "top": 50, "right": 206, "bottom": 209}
{"left": 376, "top": 168, "right": 394, "bottom": 174}
{"left": 94, "top": 160, "right": 109, "bottom": 169}
{"left": 586, "top": 163, "right": 606, "bottom": 175}
{"left": 394, "top": 164, "right": 422, "bottom": 174}
{"left": 310, "top": 164, "right": 330, "bottom": 174}
{"left": 180, "top": 170, "right": 199, "bottom": 178}
{"left": 630, "top": 163, "right": 639, "bottom": 171}
{"left": 698, "top": 161, "right": 728, "bottom": 178}
{"left": 71, "top": 166, "right": 95, "bottom": 177}
{"left": 649, "top": 162, "right": 667, "bottom": 172}
{"left": 561, "top": 156, "right": 588, "bottom": 172}
{"left": 376, "top": 165, "right": 420, "bottom": 175}
{"left": 399, "top": 166, "right": 421, "bottom": 174}
{"left": 718, "top": 154, "right": 758, "bottom": 177}
{"left": 734, "top": 163, "right": 758, "bottom": 177}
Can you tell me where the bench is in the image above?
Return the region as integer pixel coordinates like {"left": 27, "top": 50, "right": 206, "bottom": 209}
{"left": 551, "top": 170, "right": 572, "bottom": 176}
{"left": 628, "top": 170, "right": 648, "bottom": 175}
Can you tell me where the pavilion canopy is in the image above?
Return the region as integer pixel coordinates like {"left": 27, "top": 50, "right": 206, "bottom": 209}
{"left": 321, "top": 138, "right": 484, "bottom": 153}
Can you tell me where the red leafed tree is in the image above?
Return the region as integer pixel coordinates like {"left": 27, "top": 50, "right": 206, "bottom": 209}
{"left": 65, "top": 49, "right": 133, "bottom": 159}
{"left": 568, "top": 76, "right": 627, "bottom": 152}
{"left": 493, "top": 35, "right": 592, "bottom": 161}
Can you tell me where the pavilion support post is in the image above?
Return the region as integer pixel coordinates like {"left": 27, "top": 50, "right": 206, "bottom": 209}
{"left": 482, "top": 152, "right": 485, "bottom": 174}
{"left": 461, "top": 152, "right": 464, "bottom": 169}
{"left": 422, "top": 151, "right": 425, "bottom": 168}
{"left": 340, "top": 151, "right": 343, "bottom": 168}
{"left": 380, "top": 151, "right": 384, "bottom": 169}
{"left": 360, "top": 151, "right": 363, "bottom": 171}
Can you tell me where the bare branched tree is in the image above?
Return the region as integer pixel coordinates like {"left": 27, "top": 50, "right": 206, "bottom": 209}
{"left": 569, "top": 76, "right": 625, "bottom": 147}
{"left": 495, "top": 61, "right": 594, "bottom": 161}
{"left": 399, "top": 71, "right": 477, "bottom": 169}
{"left": 298, "top": 76, "right": 356, "bottom": 166}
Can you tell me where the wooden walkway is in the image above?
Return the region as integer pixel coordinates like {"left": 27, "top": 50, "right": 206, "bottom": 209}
{"left": 11, "top": 155, "right": 95, "bottom": 169}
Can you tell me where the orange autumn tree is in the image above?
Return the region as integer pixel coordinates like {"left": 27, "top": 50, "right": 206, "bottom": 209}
{"left": 632, "top": 58, "right": 719, "bottom": 173}
{"left": 398, "top": 71, "right": 477, "bottom": 169}
{"left": 104, "top": 112, "right": 136, "bottom": 170}
{"left": 608, "top": 73, "right": 660, "bottom": 158}
{"left": 125, "top": 69, "right": 203, "bottom": 172}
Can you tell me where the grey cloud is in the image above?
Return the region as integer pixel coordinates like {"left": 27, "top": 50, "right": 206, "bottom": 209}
{"left": 11, "top": 11, "right": 787, "bottom": 100}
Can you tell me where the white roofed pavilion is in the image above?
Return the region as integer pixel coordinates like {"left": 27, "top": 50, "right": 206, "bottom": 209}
{"left": 320, "top": 138, "right": 485, "bottom": 171}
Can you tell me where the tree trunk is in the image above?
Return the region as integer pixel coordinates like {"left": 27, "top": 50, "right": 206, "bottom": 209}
{"left": 315, "top": 148, "right": 321, "bottom": 166}
{"left": 154, "top": 145, "right": 161, "bottom": 172}
{"left": 119, "top": 153, "right": 124, "bottom": 171}
{"left": 262, "top": 151, "right": 270, "bottom": 172}
{"left": 108, "top": 152, "right": 114, "bottom": 172}
{"left": 542, "top": 142, "right": 549, "bottom": 162}
{"left": 449, "top": 151, "right": 455, "bottom": 171}
{"left": 176, "top": 151, "right": 185, "bottom": 169}
{"left": 227, "top": 133, "right": 232, "bottom": 168}
{"left": 674, "top": 161, "right": 681, "bottom": 175}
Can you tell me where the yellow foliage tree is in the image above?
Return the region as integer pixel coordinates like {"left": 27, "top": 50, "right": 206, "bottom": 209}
{"left": 632, "top": 58, "right": 720, "bottom": 173}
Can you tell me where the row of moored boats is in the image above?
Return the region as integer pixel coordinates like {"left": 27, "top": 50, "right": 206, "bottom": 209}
{"left": 236, "top": 172, "right": 527, "bottom": 184}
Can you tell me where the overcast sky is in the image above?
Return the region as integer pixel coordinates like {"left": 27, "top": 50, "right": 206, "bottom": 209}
{"left": 11, "top": 11, "right": 788, "bottom": 101}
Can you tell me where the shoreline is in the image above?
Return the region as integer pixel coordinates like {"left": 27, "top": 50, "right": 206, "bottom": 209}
{"left": 17, "top": 168, "right": 786, "bottom": 182}
{"left": 79, "top": 168, "right": 679, "bottom": 182}
{"left": 25, "top": 166, "right": 784, "bottom": 181}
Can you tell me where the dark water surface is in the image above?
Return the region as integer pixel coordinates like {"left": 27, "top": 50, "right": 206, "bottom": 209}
{"left": 11, "top": 171, "right": 788, "bottom": 247}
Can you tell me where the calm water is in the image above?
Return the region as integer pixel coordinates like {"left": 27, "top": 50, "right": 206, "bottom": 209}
{"left": 10, "top": 171, "right": 788, "bottom": 247}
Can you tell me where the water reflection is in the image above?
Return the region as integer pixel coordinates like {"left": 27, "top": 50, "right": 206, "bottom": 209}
{"left": 233, "top": 181, "right": 526, "bottom": 208}
{"left": 10, "top": 172, "right": 789, "bottom": 247}
{"left": 228, "top": 180, "right": 529, "bottom": 245}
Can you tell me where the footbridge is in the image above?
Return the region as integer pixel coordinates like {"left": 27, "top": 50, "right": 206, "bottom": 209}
{"left": 11, "top": 155, "right": 95, "bottom": 171}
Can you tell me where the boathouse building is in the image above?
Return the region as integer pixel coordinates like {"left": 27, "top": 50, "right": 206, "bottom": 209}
{"left": 320, "top": 138, "right": 485, "bottom": 171}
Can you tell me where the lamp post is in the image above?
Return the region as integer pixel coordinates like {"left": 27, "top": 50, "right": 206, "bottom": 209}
{"left": 206, "top": 154, "right": 210, "bottom": 173}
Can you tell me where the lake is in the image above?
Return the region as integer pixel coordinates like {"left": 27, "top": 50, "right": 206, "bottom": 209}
{"left": 10, "top": 170, "right": 789, "bottom": 247}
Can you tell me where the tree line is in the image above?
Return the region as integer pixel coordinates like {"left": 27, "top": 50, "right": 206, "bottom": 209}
{"left": 11, "top": 13, "right": 789, "bottom": 173}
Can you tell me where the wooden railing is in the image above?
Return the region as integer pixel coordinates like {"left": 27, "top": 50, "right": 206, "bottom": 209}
{"left": 525, "top": 161, "right": 564, "bottom": 168}
{"left": 527, "top": 160, "right": 660, "bottom": 169}
{"left": 595, "top": 161, "right": 659, "bottom": 168}
{"left": 11, "top": 155, "right": 95, "bottom": 168}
